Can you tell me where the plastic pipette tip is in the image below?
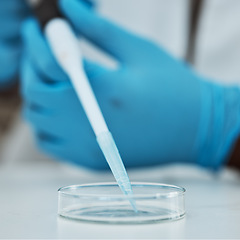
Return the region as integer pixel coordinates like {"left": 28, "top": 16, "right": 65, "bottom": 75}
{"left": 97, "top": 131, "right": 138, "bottom": 212}
{"left": 123, "top": 189, "right": 138, "bottom": 213}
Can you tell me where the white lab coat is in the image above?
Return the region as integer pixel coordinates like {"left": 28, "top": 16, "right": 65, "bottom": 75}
{"left": 195, "top": 0, "right": 240, "bottom": 84}
{"left": 1, "top": 0, "right": 240, "bottom": 166}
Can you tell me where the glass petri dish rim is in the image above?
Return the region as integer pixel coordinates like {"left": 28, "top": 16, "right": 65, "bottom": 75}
{"left": 58, "top": 182, "right": 186, "bottom": 201}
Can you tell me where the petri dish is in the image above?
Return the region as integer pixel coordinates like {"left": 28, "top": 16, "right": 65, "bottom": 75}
{"left": 58, "top": 182, "right": 186, "bottom": 224}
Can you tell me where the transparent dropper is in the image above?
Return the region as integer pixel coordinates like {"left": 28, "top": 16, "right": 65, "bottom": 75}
{"left": 97, "top": 132, "right": 137, "bottom": 212}
{"left": 44, "top": 18, "right": 137, "bottom": 212}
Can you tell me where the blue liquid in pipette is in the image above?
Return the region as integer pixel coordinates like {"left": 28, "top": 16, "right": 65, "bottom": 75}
{"left": 97, "top": 131, "right": 138, "bottom": 212}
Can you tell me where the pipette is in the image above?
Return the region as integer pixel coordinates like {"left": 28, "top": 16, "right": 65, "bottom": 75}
{"left": 27, "top": 0, "right": 137, "bottom": 211}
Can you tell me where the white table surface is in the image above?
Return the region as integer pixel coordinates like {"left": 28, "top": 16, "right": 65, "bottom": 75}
{"left": 1, "top": 157, "right": 240, "bottom": 239}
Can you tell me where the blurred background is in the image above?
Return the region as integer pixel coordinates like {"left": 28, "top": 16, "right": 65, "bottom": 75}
{"left": 0, "top": 0, "right": 240, "bottom": 238}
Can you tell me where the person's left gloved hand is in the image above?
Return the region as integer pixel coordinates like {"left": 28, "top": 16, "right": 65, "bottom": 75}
{"left": 0, "top": 0, "right": 29, "bottom": 88}
{"left": 21, "top": 0, "right": 240, "bottom": 170}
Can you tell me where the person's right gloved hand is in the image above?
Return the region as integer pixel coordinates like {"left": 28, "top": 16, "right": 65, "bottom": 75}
{"left": 21, "top": 0, "right": 240, "bottom": 171}
{"left": 0, "top": 0, "right": 29, "bottom": 88}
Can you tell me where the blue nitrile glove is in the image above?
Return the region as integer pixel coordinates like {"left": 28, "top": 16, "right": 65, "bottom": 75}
{"left": 20, "top": 0, "right": 240, "bottom": 170}
{"left": 0, "top": 0, "right": 29, "bottom": 88}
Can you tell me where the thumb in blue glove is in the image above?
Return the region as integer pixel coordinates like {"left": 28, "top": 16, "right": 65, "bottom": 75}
{"left": 21, "top": 0, "right": 240, "bottom": 170}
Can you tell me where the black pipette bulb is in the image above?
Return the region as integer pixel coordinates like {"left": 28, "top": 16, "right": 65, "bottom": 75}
{"left": 27, "top": 0, "right": 63, "bottom": 29}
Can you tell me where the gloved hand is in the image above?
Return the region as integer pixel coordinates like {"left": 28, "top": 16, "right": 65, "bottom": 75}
{"left": 0, "top": 0, "right": 29, "bottom": 88}
{"left": 21, "top": 0, "right": 240, "bottom": 170}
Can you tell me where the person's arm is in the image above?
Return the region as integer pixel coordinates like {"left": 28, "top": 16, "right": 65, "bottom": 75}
{"left": 20, "top": 0, "right": 240, "bottom": 170}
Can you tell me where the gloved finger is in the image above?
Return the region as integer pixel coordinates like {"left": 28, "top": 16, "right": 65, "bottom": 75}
{"left": 36, "top": 136, "right": 108, "bottom": 169}
{"left": 83, "top": 59, "right": 127, "bottom": 103}
{"left": 32, "top": 125, "right": 65, "bottom": 145}
{"left": 23, "top": 105, "right": 79, "bottom": 139}
{"left": 37, "top": 136, "right": 63, "bottom": 154}
{"left": 21, "top": 18, "right": 69, "bottom": 82}
{"left": 83, "top": 58, "right": 116, "bottom": 83}
{"left": 36, "top": 137, "right": 75, "bottom": 164}
{"left": 59, "top": 0, "right": 143, "bottom": 63}
{"left": 34, "top": 131, "right": 71, "bottom": 162}
{"left": 23, "top": 105, "right": 53, "bottom": 128}
{"left": 0, "top": 0, "right": 29, "bottom": 40}
{"left": 81, "top": 0, "right": 95, "bottom": 8}
{"left": 21, "top": 55, "right": 73, "bottom": 108}
{"left": 0, "top": 41, "right": 21, "bottom": 84}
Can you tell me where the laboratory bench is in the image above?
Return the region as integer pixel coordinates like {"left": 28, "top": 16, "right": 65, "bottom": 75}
{"left": 1, "top": 157, "right": 240, "bottom": 239}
